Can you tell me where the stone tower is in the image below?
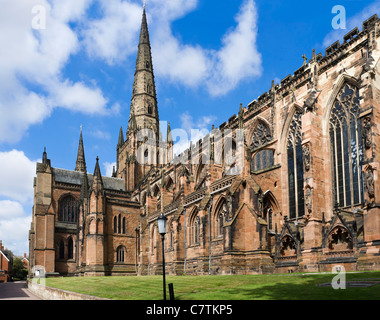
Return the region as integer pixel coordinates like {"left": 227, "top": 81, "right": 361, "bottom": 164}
{"left": 117, "top": 6, "right": 161, "bottom": 191}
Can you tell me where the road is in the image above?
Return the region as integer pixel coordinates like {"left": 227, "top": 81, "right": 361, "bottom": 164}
{"left": 0, "top": 281, "right": 41, "bottom": 300}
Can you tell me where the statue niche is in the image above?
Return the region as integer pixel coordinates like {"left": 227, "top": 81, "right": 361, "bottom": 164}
{"left": 327, "top": 227, "right": 353, "bottom": 251}
{"left": 280, "top": 235, "right": 296, "bottom": 256}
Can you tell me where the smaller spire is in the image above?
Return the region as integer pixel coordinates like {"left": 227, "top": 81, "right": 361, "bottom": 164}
{"left": 42, "top": 147, "right": 47, "bottom": 164}
{"left": 118, "top": 126, "right": 124, "bottom": 148}
{"left": 75, "top": 126, "right": 86, "bottom": 172}
{"left": 167, "top": 122, "right": 172, "bottom": 143}
{"left": 92, "top": 156, "right": 104, "bottom": 195}
{"left": 94, "top": 156, "right": 101, "bottom": 177}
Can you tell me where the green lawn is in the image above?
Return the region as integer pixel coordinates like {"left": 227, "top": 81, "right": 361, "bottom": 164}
{"left": 45, "top": 271, "right": 380, "bottom": 300}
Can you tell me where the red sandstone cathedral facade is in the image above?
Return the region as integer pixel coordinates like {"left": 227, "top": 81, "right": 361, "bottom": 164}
{"left": 29, "top": 8, "right": 380, "bottom": 276}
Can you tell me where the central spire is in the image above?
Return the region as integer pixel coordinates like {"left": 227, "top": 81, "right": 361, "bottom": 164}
{"left": 128, "top": 5, "right": 159, "bottom": 138}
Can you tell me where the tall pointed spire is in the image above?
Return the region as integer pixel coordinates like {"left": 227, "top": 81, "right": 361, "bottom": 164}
{"left": 75, "top": 126, "right": 86, "bottom": 172}
{"left": 128, "top": 5, "right": 159, "bottom": 137}
{"left": 91, "top": 156, "right": 103, "bottom": 195}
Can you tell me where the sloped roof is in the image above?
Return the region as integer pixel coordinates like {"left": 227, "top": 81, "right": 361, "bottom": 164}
{"left": 52, "top": 168, "right": 125, "bottom": 191}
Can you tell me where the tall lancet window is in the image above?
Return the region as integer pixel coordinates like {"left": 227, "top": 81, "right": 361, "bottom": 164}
{"left": 329, "top": 83, "right": 363, "bottom": 207}
{"left": 287, "top": 110, "right": 304, "bottom": 219}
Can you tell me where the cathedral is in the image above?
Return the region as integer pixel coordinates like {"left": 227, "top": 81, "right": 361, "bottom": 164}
{"left": 29, "top": 8, "right": 380, "bottom": 277}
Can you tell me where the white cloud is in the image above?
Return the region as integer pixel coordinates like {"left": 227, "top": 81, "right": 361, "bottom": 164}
{"left": 82, "top": 0, "right": 142, "bottom": 64}
{"left": 0, "top": 0, "right": 109, "bottom": 144}
{"left": 48, "top": 79, "right": 108, "bottom": 114}
{"left": 152, "top": 0, "right": 262, "bottom": 95}
{"left": 0, "top": 201, "right": 31, "bottom": 256}
{"left": 206, "top": 0, "right": 262, "bottom": 95}
{"left": 103, "top": 161, "right": 116, "bottom": 177}
{"left": 81, "top": 0, "right": 262, "bottom": 96}
{"left": 0, "top": 149, "right": 38, "bottom": 256}
{"left": 0, "top": 150, "right": 37, "bottom": 204}
{"left": 0, "top": 200, "right": 26, "bottom": 220}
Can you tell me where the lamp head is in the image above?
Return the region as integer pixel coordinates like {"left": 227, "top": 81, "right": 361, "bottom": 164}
{"left": 157, "top": 213, "right": 167, "bottom": 236}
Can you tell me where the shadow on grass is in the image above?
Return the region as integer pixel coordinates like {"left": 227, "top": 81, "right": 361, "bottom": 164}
{"left": 173, "top": 274, "right": 380, "bottom": 300}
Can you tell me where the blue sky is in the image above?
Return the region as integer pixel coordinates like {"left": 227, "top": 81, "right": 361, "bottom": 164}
{"left": 0, "top": 0, "right": 378, "bottom": 256}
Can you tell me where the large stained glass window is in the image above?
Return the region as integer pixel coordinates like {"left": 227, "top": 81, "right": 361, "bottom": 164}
{"left": 287, "top": 110, "right": 304, "bottom": 219}
{"left": 329, "top": 83, "right": 363, "bottom": 207}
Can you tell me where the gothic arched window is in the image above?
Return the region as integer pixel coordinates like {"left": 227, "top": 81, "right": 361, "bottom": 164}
{"left": 287, "top": 110, "right": 304, "bottom": 219}
{"left": 59, "top": 240, "right": 65, "bottom": 260}
{"left": 59, "top": 195, "right": 78, "bottom": 223}
{"left": 218, "top": 213, "right": 224, "bottom": 236}
{"left": 251, "top": 149, "right": 274, "bottom": 171}
{"left": 118, "top": 214, "right": 121, "bottom": 234}
{"left": 329, "top": 83, "right": 363, "bottom": 207}
{"left": 193, "top": 216, "right": 200, "bottom": 244}
{"left": 116, "top": 246, "right": 126, "bottom": 263}
{"left": 251, "top": 121, "right": 272, "bottom": 149}
{"left": 114, "top": 216, "right": 117, "bottom": 233}
{"left": 68, "top": 238, "right": 74, "bottom": 260}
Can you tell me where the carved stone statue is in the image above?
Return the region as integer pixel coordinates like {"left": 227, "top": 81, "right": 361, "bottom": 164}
{"left": 305, "top": 186, "right": 312, "bottom": 213}
{"left": 366, "top": 167, "right": 375, "bottom": 199}
{"left": 303, "top": 144, "right": 310, "bottom": 171}
{"left": 362, "top": 117, "right": 372, "bottom": 150}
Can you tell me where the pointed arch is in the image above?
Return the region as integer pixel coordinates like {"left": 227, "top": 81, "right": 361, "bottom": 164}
{"left": 279, "top": 234, "right": 297, "bottom": 257}
{"left": 280, "top": 102, "right": 304, "bottom": 154}
{"left": 263, "top": 190, "right": 281, "bottom": 231}
{"left": 326, "top": 225, "right": 353, "bottom": 251}
{"left": 282, "top": 103, "right": 305, "bottom": 220}
{"left": 67, "top": 237, "right": 74, "bottom": 260}
{"left": 323, "top": 74, "right": 360, "bottom": 122}
{"left": 152, "top": 184, "right": 160, "bottom": 197}
{"left": 328, "top": 79, "right": 363, "bottom": 207}
{"left": 188, "top": 206, "right": 200, "bottom": 245}
{"left": 211, "top": 195, "right": 227, "bottom": 238}
{"left": 248, "top": 116, "right": 272, "bottom": 149}
{"left": 263, "top": 190, "right": 281, "bottom": 213}
{"left": 116, "top": 245, "right": 126, "bottom": 263}
{"left": 58, "top": 193, "right": 79, "bottom": 223}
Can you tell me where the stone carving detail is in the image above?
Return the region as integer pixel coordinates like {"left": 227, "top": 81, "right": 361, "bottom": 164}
{"left": 303, "top": 144, "right": 310, "bottom": 171}
{"left": 362, "top": 116, "right": 372, "bottom": 150}
{"left": 305, "top": 185, "right": 312, "bottom": 213}
{"left": 251, "top": 122, "right": 272, "bottom": 149}
{"left": 365, "top": 166, "right": 375, "bottom": 199}
{"left": 280, "top": 236, "right": 296, "bottom": 256}
{"left": 328, "top": 227, "right": 353, "bottom": 251}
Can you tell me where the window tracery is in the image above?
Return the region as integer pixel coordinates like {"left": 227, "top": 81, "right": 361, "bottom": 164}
{"left": 329, "top": 83, "right": 363, "bottom": 207}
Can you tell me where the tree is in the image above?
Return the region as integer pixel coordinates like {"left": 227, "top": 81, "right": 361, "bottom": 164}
{"left": 10, "top": 258, "right": 28, "bottom": 281}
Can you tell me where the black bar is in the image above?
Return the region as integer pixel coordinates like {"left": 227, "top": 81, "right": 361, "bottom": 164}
{"left": 168, "top": 283, "right": 175, "bottom": 301}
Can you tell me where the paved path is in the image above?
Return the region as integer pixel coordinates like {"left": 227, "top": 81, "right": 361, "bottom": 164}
{"left": 0, "top": 281, "right": 41, "bottom": 300}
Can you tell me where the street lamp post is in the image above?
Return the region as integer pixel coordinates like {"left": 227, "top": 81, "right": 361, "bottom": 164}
{"left": 157, "top": 213, "right": 168, "bottom": 300}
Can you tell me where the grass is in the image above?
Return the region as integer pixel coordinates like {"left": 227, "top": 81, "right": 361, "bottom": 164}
{"left": 44, "top": 271, "right": 380, "bottom": 300}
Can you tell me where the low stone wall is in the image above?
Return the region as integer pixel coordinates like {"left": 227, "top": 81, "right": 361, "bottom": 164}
{"left": 27, "top": 279, "right": 110, "bottom": 300}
